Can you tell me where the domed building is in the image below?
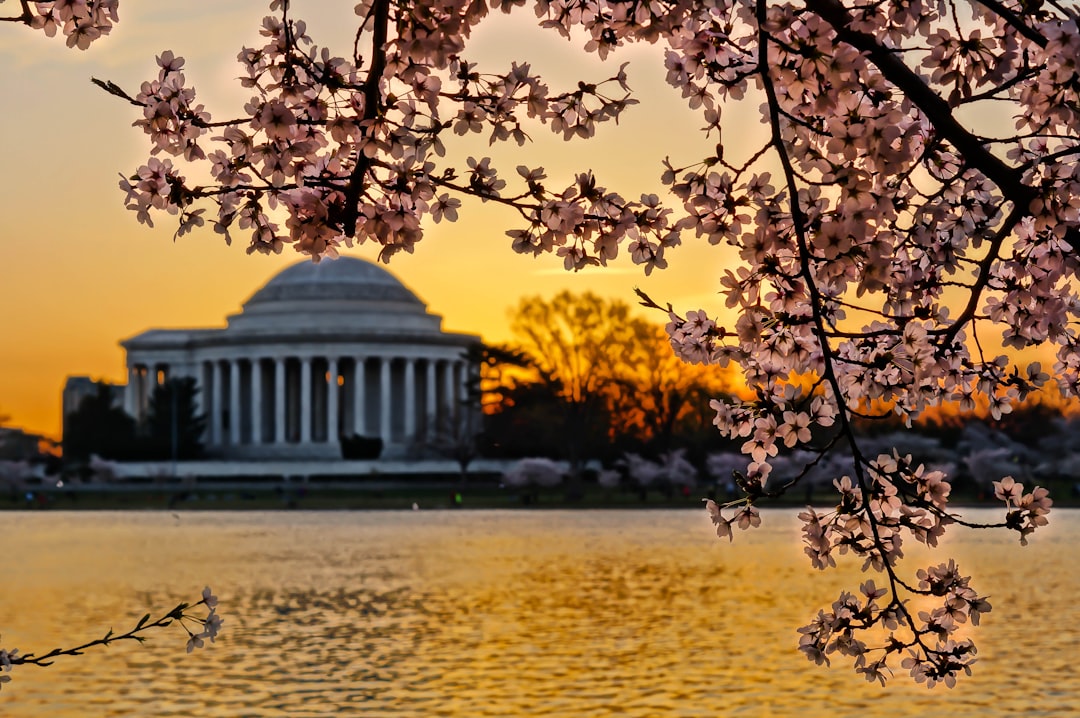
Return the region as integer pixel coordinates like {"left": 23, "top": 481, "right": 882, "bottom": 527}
{"left": 120, "top": 257, "right": 479, "bottom": 460}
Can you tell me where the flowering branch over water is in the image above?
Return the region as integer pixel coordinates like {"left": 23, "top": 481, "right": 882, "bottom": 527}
{"left": 707, "top": 468, "right": 1049, "bottom": 688}
{"left": 0, "top": 587, "right": 222, "bottom": 691}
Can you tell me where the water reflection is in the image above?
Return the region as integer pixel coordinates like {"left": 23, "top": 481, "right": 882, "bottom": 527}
{"left": 1, "top": 510, "right": 1077, "bottom": 716}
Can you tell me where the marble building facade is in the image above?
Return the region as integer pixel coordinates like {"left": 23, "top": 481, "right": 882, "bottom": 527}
{"left": 120, "top": 257, "right": 479, "bottom": 460}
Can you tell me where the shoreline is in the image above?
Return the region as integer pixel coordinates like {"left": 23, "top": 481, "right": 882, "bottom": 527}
{"left": 7, "top": 482, "right": 1077, "bottom": 512}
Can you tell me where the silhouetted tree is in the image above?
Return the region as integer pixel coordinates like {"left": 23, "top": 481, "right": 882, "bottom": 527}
{"left": 492, "top": 294, "right": 741, "bottom": 466}
{"left": 506, "top": 291, "right": 648, "bottom": 476}
{"left": 63, "top": 385, "right": 136, "bottom": 462}
{"left": 144, "top": 378, "right": 206, "bottom": 460}
{"left": 603, "top": 319, "right": 740, "bottom": 456}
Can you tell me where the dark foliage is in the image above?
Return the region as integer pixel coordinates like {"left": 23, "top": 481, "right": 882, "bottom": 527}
{"left": 341, "top": 434, "right": 384, "bottom": 460}
{"left": 63, "top": 384, "right": 137, "bottom": 462}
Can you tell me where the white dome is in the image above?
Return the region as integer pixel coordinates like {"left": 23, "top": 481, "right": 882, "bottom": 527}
{"left": 243, "top": 256, "right": 424, "bottom": 308}
{"left": 227, "top": 256, "right": 441, "bottom": 336}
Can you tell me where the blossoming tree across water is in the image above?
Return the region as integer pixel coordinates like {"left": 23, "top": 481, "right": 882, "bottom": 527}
{"left": 4, "top": 0, "right": 1076, "bottom": 687}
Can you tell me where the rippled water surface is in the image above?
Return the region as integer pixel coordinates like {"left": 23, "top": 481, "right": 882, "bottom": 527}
{"left": 1, "top": 509, "right": 1077, "bottom": 716}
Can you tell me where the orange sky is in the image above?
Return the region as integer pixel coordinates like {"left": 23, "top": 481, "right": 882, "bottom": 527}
{"left": 0, "top": 3, "right": 763, "bottom": 439}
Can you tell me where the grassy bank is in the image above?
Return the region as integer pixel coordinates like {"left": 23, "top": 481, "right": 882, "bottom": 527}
{"left": 5, "top": 476, "right": 1078, "bottom": 511}
{"left": 5, "top": 484, "right": 707, "bottom": 511}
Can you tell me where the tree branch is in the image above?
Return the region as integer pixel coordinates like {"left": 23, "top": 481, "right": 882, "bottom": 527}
{"left": 811, "top": 0, "right": 1037, "bottom": 208}
{"left": 972, "top": 0, "right": 1049, "bottom": 47}
{"left": 341, "top": 0, "right": 390, "bottom": 237}
{"left": 0, "top": 0, "right": 31, "bottom": 24}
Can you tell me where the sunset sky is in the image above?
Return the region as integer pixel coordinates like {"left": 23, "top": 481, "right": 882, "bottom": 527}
{"left": 0, "top": 2, "right": 763, "bottom": 439}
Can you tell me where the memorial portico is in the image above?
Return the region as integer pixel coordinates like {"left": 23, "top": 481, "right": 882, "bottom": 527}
{"left": 120, "top": 257, "right": 478, "bottom": 460}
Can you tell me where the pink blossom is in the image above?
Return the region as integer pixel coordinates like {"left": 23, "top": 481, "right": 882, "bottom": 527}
{"left": 15, "top": 0, "right": 1065, "bottom": 687}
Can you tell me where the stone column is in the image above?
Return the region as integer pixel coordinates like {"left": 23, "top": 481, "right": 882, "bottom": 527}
{"left": 327, "top": 358, "right": 339, "bottom": 443}
{"left": 404, "top": 358, "right": 416, "bottom": 441}
{"left": 251, "top": 359, "right": 263, "bottom": 445}
{"left": 425, "top": 360, "right": 437, "bottom": 437}
{"left": 300, "top": 356, "right": 313, "bottom": 444}
{"left": 210, "top": 361, "right": 223, "bottom": 445}
{"left": 274, "top": 357, "right": 286, "bottom": 444}
{"left": 443, "top": 360, "right": 455, "bottom": 422}
{"left": 140, "top": 367, "right": 149, "bottom": 416}
{"left": 229, "top": 359, "right": 242, "bottom": 445}
{"left": 125, "top": 366, "right": 138, "bottom": 418}
{"left": 134, "top": 368, "right": 144, "bottom": 421}
{"left": 133, "top": 368, "right": 141, "bottom": 420}
{"left": 458, "top": 360, "right": 473, "bottom": 436}
{"left": 380, "top": 357, "right": 392, "bottom": 445}
{"left": 458, "top": 361, "right": 470, "bottom": 404}
{"left": 353, "top": 358, "right": 366, "bottom": 436}
{"left": 193, "top": 362, "right": 206, "bottom": 418}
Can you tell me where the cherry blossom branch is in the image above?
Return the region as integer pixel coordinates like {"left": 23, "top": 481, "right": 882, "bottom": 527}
{"left": 733, "top": 0, "right": 1028, "bottom": 686}
{"left": 0, "top": 588, "right": 221, "bottom": 692}
{"left": 972, "top": 0, "right": 1049, "bottom": 47}
{"left": 341, "top": 0, "right": 389, "bottom": 237}
{"left": 761, "top": 0, "right": 903, "bottom": 592}
{"left": 0, "top": 0, "right": 31, "bottom": 23}
{"left": 814, "top": 0, "right": 1036, "bottom": 208}
{"left": 941, "top": 204, "right": 1026, "bottom": 345}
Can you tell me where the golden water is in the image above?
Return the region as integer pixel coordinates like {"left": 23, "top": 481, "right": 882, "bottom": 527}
{"left": 1, "top": 509, "right": 1076, "bottom": 716}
